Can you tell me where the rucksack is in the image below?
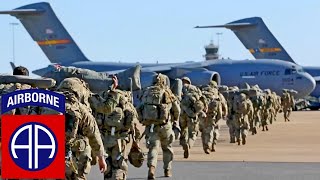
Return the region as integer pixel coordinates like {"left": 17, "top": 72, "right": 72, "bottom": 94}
{"left": 181, "top": 91, "right": 204, "bottom": 118}
{"left": 140, "top": 86, "right": 172, "bottom": 123}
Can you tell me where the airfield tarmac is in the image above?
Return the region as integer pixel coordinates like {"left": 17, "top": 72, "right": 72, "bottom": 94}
{"left": 88, "top": 111, "right": 320, "bottom": 179}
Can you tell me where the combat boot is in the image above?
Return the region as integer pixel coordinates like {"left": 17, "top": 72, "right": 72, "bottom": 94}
{"left": 183, "top": 144, "right": 189, "bottom": 158}
{"left": 266, "top": 126, "right": 269, "bottom": 131}
{"left": 211, "top": 140, "right": 216, "bottom": 152}
{"left": 237, "top": 138, "right": 241, "bottom": 146}
{"left": 164, "top": 169, "right": 172, "bottom": 177}
{"left": 148, "top": 165, "right": 156, "bottom": 180}
{"left": 204, "top": 147, "right": 210, "bottom": 154}
{"left": 242, "top": 137, "right": 246, "bottom": 145}
{"left": 230, "top": 137, "right": 236, "bottom": 143}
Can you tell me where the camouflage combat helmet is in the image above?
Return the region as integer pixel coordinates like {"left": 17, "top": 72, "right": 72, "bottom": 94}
{"left": 209, "top": 81, "right": 218, "bottom": 88}
{"left": 239, "top": 93, "right": 246, "bottom": 101}
{"left": 128, "top": 142, "right": 144, "bottom": 168}
{"left": 153, "top": 73, "right": 167, "bottom": 86}
{"left": 57, "top": 77, "right": 91, "bottom": 106}
{"left": 218, "top": 85, "right": 228, "bottom": 92}
{"left": 181, "top": 76, "right": 191, "bottom": 84}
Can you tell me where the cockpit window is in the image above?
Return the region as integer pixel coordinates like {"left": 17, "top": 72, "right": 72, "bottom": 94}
{"left": 284, "top": 68, "right": 298, "bottom": 75}
{"left": 297, "top": 68, "right": 304, "bottom": 73}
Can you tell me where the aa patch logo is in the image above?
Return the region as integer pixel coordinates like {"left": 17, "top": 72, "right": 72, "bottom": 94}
{"left": 1, "top": 89, "right": 65, "bottom": 179}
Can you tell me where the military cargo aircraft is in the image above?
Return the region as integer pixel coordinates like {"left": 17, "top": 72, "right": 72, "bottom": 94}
{"left": 196, "top": 17, "right": 320, "bottom": 98}
{"left": 0, "top": 3, "right": 315, "bottom": 98}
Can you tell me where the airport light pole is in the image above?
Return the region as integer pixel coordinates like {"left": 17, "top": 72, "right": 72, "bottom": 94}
{"left": 216, "top": 32, "right": 223, "bottom": 58}
{"left": 10, "top": 22, "right": 19, "bottom": 64}
{"left": 216, "top": 32, "right": 223, "bottom": 47}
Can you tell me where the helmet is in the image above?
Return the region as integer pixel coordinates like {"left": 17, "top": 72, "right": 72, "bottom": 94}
{"left": 128, "top": 142, "right": 144, "bottom": 168}
{"left": 153, "top": 73, "right": 167, "bottom": 86}
{"left": 264, "top": 89, "right": 271, "bottom": 94}
{"left": 57, "top": 77, "right": 90, "bottom": 100}
{"left": 209, "top": 81, "right": 218, "bottom": 88}
{"left": 239, "top": 93, "right": 246, "bottom": 101}
{"left": 218, "top": 85, "right": 228, "bottom": 92}
{"left": 181, "top": 77, "right": 191, "bottom": 84}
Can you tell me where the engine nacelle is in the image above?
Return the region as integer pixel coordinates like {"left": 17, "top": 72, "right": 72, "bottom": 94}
{"left": 183, "top": 71, "right": 221, "bottom": 86}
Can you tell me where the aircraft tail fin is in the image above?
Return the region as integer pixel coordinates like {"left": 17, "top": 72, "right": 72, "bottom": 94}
{"left": 195, "top": 17, "right": 295, "bottom": 63}
{"left": 10, "top": 62, "right": 16, "bottom": 70}
{"left": 0, "top": 2, "right": 90, "bottom": 64}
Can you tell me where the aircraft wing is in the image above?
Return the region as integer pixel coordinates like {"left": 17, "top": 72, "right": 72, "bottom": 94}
{"left": 312, "top": 76, "right": 320, "bottom": 82}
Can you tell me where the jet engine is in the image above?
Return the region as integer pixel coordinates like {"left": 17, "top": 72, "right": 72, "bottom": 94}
{"left": 183, "top": 71, "right": 221, "bottom": 86}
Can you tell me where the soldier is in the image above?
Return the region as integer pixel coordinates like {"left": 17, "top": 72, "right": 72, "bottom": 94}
{"left": 248, "top": 86, "right": 264, "bottom": 135}
{"left": 270, "top": 92, "right": 280, "bottom": 123}
{"left": 261, "top": 89, "right": 273, "bottom": 131}
{"left": 179, "top": 77, "right": 207, "bottom": 158}
{"left": 90, "top": 76, "right": 140, "bottom": 180}
{"left": 56, "top": 78, "right": 107, "bottom": 180}
{"left": 200, "top": 81, "right": 222, "bottom": 153}
{"left": 137, "top": 74, "right": 180, "bottom": 179}
{"left": 281, "top": 89, "right": 295, "bottom": 122}
{"left": 225, "top": 87, "right": 238, "bottom": 143}
{"left": 233, "top": 93, "right": 250, "bottom": 145}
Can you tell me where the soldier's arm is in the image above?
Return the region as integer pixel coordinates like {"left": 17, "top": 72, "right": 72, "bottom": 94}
{"left": 89, "top": 93, "right": 120, "bottom": 114}
{"left": 80, "top": 110, "right": 105, "bottom": 157}
{"left": 171, "top": 99, "right": 181, "bottom": 122}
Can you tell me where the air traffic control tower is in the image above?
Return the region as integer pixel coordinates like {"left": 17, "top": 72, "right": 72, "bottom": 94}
{"left": 204, "top": 40, "right": 219, "bottom": 60}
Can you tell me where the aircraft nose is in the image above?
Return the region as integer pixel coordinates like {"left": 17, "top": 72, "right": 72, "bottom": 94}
{"left": 296, "top": 73, "right": 316, "bottom": 98}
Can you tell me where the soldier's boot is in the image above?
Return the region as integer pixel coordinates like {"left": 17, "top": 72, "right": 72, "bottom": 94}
{"left": 262, "top": 126, "right": 265, "bottom": 131}
{"left": 211, "top": 140, "right": 216, "bottom": 152}
{"left": 230, "top": 137, "right": 236, "bottom": 143}
{"left": 242, "top": 137, "right": 246, "bottom": 145}
{"left": 204, "top": 147, "right": 210, "bottom": 154}
{"left": 164, "top": 169, "right": 172, "bottom": 177}
{"left": 183, "top": 144, "right": 190, "bottom": 158}
{"left": 237, "top": 138, "right": 241, "bottom": 146}
{"left": 266, "top": 126, "right": 269, "bottom": 131}
{"left": 148, "top": 166, "right": 156, "bottom": 180}
{"left": 254, "top": 127, "right": 258, "bottom": 134}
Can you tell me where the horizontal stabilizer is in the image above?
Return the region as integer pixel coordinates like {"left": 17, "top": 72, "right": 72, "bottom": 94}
{"left": 0, "top": 9, "right": 44, "bottom": 15}
{"left": 195, "top": 22, "right": 255, "bottom": 29}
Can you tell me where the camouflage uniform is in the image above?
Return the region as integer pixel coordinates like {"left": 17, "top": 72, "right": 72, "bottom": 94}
{"left": 63, "top": 92, "right": 106, "bottom": 180}
{"left": 262, "top": 89, "right": 273, "bottom": 130}
{"left": 92, "top": 89, "right": 139, "bottom": 180}
{"left": 200, "top": 81, "right": 222, "bottom": 153}
{"left": 233, "top": 93, "right": 250, "bottom": 145}
{"left": 225, "top": 88, "right": 238, "bottom": 143}
{"left": 248, "top": 86, "right": 264, "bottom": 135}
{"left": 281, "top": 89, "right": 295, "bottom": 122}
{"left": 180, "top": 77, "right": 207, "bottom": 158}
{"left": 137, "top": 74, "right": 180, "bottom": 179}
{"left": 57, "top": 77, "right": 107, "bottom": 180}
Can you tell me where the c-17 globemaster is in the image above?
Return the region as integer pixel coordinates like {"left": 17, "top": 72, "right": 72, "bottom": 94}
{"left": 195, "top": 17, "right": 320, "bottom": 98}
{"left": 0, "top": 2, "right": 315, "bottom": 98}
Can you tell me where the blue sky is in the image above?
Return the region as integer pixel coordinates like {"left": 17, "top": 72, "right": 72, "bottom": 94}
{"left": 0, "top": 1, "right": 319, "bottom": 75}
